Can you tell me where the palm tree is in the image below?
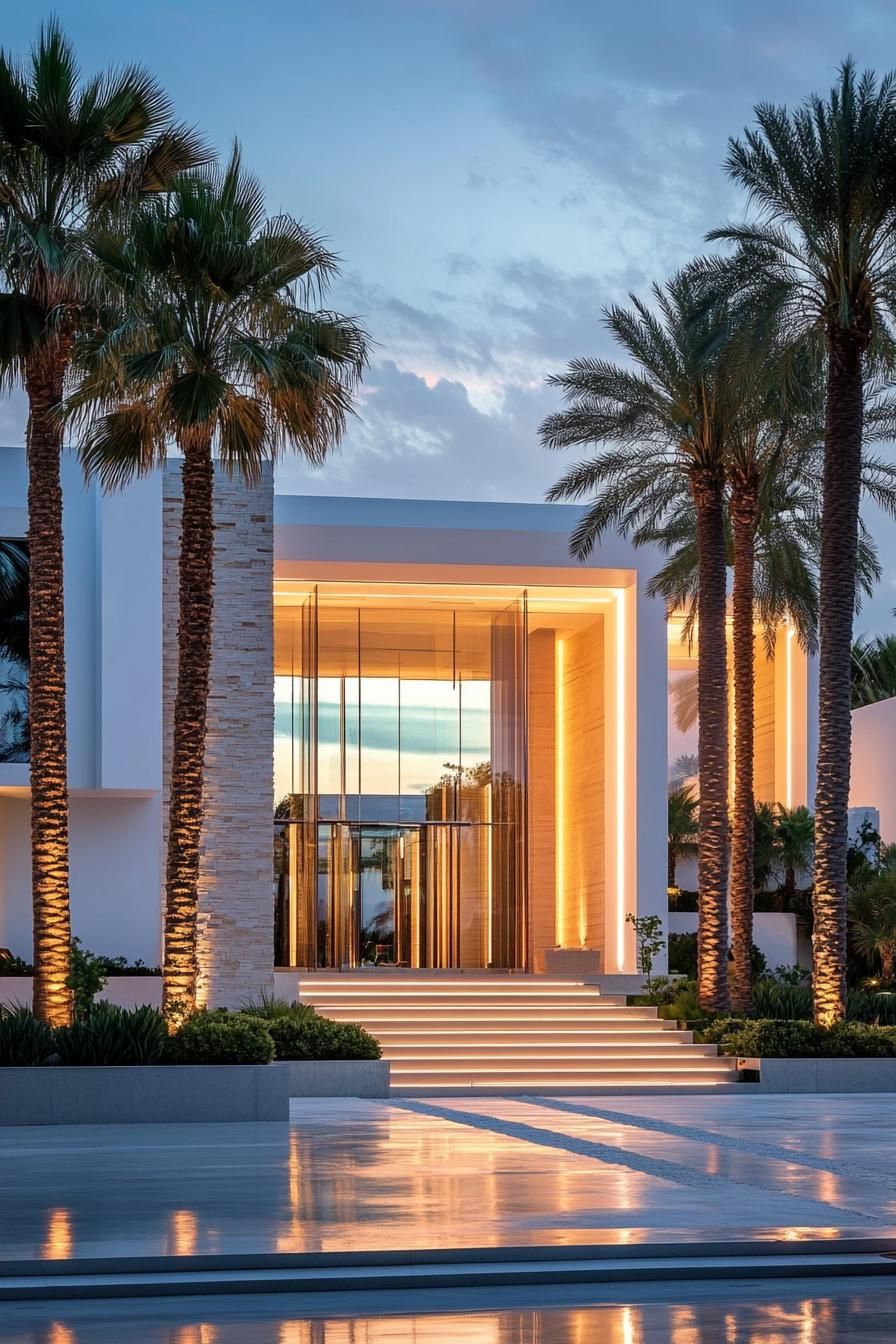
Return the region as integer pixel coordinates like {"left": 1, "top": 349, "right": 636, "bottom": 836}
{"left": 775, "top": 805, "right": 814, "bottom": 907}
{"left": 70, "top": 147, "right": 368, "bottom": 1022}
{"left": 667, "top": 784, "right": 698, "bottom": 890}
{"left": 0, "top": 22, "right": 207, "bottom": 1025}
{"left": 753, "top": 802, "right": 778, "bottom": 896}
{"left": 708, "top": 60, "right": 896, "bottom": 1025}
{"left": 849, "top": 870, "right": 896, "bottom": 981}
{"left": 669, "top": 752, "right": 698, "bottom": 786}
{"left": 651, "top": 446, "right": 896, "bottom": 1011}
{"left": 852, "top": 634, "right": 896, "bottom": 708}
{"left": 541, "top": 268, "right": 757, "bottom": 1012}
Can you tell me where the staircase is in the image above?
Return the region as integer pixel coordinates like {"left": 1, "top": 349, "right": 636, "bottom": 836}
{"left": 295, "top": 973, "right": 738, "bottom": 1094}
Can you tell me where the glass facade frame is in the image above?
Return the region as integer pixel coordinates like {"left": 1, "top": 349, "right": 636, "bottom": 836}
{"left": 275, "top": 583, "right": 528, "bottom": 970}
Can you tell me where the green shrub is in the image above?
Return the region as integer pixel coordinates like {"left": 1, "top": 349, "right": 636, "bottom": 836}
{"left": 657, "top": 980, "right": 703, "bottom": 1023}
{"left": 629, "top": 975, "right": 681, "bottom": 1007}
{"left": 667, "top": 934, "right": 765, "bottom": 984}
{"left": 0, "top": 1006, "right": 54, "bottom": 1065}
{"left": 94, "top": 954, "right": 160, "bottom": 977}
{"left": 239, "top": 990, "right": 317, "bottom": 1022}
{"left": 751, "top": 944, "right": 769, "bottom": 979}
{"left": 720, "top": 1018, "right": 896, "bottom": 1059}
{"left": 668, "top": 889, "right": 698, "bottom": 912}
{"left": 0, "top": 953, "right": 32, "bottom": 977}
{"left": 169, "top": 1012, "right": 274, "bottom": 1065}
{"left": 698, "top": 1017, "right": 749, "bottom": 1046}
{"left": 54, "top": 1002, "right": 169, "bottom": 1065}
{"left": 668, "top": 932, "right": 697, "bottom": 977}
{"left": 267, "top": 1014, "right": 381, "bottom": 1061}
{"left": 66, "top": 938, "right": 108, "bottom": 1021}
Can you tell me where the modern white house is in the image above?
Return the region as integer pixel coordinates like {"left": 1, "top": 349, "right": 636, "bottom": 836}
{"left": 0, "top": 445, "right": 818, "bottom": 1009}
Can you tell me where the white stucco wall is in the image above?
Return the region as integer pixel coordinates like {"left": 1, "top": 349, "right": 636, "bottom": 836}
{"left": 0, "top": 795, "right": 162, "bottom": 964}
{"left": 0, "top": 446, "right": 164, "bottom": 964}
{"left": 851, "top": 697, "right": 896, "bottom": 843}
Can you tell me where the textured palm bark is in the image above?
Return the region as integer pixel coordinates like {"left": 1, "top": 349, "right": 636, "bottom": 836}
{"left": 729, "top": 482, "right": 759, "bottom": 1015}
{"left": 24, "top": 354, "right": 73, "bottom": 1027}
{"left": 691, "top": 468, "right": 731, "bottom": 1013}
{"left": 783, "top": 863, "right": 797, "bottom": 908}
{"left": 882, "top": 945, "right": 895, "bottom": 983}
{"left": 814, "top": 330, "right": 865, "bottom": 1026}
{"left": 163, "top": 433, "right": 215, "bottom": 1024}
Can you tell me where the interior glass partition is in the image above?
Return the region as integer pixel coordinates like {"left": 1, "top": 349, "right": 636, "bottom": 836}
{"left": 275, "top": 584, "right": 528, "bottom": 969}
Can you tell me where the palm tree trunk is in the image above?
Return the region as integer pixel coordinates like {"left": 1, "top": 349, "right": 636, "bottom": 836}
{"left": 163, "top": 432, "right": 215, "bottom": 1024}
{"left": 729, "top": 483, "right": 758, "bottom": 1014}
{"left": 668, "top": 846, "right": 676, "bottom": 890}
{"left": 692, "top": 468, "right": 730, "bottom": 1012}
{"left": 783, "top": 864, "right": 797, "bottom": 907}
{"left": 814, "top": 330, "right": 865, "bottom": 1026}
{"left": 24, "top": 354, "right": 73, "bottom": 1027}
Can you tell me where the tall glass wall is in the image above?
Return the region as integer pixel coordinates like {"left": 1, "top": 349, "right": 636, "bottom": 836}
{"left": 274, "top": 586, "right": 528, "bottom": 969}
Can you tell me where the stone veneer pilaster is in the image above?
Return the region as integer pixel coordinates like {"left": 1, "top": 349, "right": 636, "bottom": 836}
{"left": 162, "top": 461, "right": 275, "bottom": 1008}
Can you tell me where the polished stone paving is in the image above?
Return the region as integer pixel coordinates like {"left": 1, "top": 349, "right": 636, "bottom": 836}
{"left": 1, "top": 1094, "right": 895, "bottom": 1264}
{"left": 2, "top": 1279, "right": 896, "bottom": 1341}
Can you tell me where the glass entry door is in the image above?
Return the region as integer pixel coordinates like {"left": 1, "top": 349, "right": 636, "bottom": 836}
{"left": 275, "top": 582, "right": 529, "bottom": 970}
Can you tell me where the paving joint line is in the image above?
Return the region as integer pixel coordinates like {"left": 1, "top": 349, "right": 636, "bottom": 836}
{"left": 520, "top": 1096, "right": 896, "bottom": 1192}
{"left": 390, "top": 1099, "right": 880, "bottom": 1225}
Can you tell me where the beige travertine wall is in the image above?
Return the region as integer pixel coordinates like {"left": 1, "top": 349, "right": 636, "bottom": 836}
{"left": 527, "top": 629, "right": 557, "bottom": 971}
{"left": 754, "top": 637, "right": 777, "bottom": 803}
{"left": 163, "top": 462, "right": 275, "bottom": 1008}
{"left": 557, "top": 619, "right": 605, "bottom": 952}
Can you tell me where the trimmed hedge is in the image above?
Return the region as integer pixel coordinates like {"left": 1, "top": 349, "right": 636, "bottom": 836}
{"left": 705, "top": 1017, "right": 896, "bottom": 1059}
{"left": 167, "top": 1012, "right": 275, "bottom": 1065}
{"left": 267, "top": 1014, "right": 381, "bottom": 1061}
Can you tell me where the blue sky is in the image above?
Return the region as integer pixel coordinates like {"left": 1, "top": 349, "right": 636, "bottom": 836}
{"left": 3, "top": 1, "right": 896, "bottom": 631}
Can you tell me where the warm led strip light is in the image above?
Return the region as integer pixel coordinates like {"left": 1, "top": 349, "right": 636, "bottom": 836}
{"left": 616, "top": 589, "right": 627, "bottom": 972}
{"left": 555, "top": 636, "right": 566, "bottom": 944}
{"left": 785, "top": 622, "right": 795, "bottom": 808}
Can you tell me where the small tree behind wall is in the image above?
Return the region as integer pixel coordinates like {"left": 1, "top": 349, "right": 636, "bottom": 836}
{"left": 627, "top": 913, "right": 666, "bottom": 990}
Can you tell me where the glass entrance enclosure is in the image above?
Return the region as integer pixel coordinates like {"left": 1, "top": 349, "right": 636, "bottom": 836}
{"left": 274, "top": 580, "right": 611, "bottom": 971}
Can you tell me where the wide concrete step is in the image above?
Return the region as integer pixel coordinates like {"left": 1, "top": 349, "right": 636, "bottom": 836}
{"left": 368, "top": 1028, "right": 690, "bottom": 1045}
{"left": 296, "top": 976, "right": 610, "bottom": 988}
{"left": 1, "top": 1241, "right": 892, "bottom": 1300}
{"left": 390, "top": 1071, "right": 737, "bottom": 1091}
{"left": 295, "top": 975, "right": 726, "bottom": 1096}
{"left": 301, "top": 995, "right": 625, "bottom": 1011}
{"left": 389, "top": 1058, "right": 735, "bottom": 1076}
{"left": 381, "top": 1043, "right": 720, "bottom": 1059}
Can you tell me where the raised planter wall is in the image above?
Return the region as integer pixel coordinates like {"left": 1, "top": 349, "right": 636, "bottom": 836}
{"left": 281, "top": 1060, "right": 390, "bottom": 1098}
{"left": 744, "top": 1057, "right": 896, "bottom": 1093}
{"left": 0, "top": 1065, "right": 288, "bottom": 1126}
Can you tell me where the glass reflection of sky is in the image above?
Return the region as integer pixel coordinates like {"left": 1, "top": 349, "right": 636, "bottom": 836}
{"left": 275, "top": 675, "right": 491, "bottom": 801}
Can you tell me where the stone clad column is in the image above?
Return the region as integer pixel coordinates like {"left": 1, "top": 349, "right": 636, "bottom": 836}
{"left": 163, "top": 461, "right": 275, "bottom": 1008}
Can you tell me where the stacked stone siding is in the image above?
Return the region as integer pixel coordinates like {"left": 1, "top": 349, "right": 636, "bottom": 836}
{"left": 162, "top": 462, "right": 275, "bottom": 1008}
